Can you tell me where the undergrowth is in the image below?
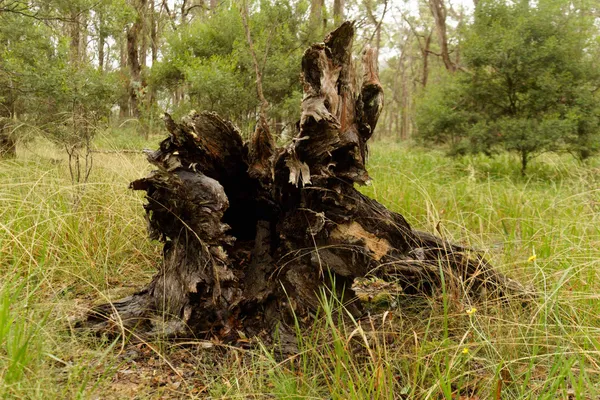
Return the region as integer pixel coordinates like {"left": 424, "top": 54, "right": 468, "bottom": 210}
{"left": 0, "top": 136, "right": 599, "bottom": 398}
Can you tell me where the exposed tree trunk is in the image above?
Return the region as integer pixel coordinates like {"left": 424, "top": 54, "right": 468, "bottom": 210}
{"left": 428, "top": 0, "right": 456, "bottom": 72}
{"left": 80, "top": 23, "right": 528, "bottom": 350}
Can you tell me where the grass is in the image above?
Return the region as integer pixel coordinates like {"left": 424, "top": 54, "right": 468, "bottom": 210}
{"left": 1, "top": 133, "right": 600, "bottom": 398}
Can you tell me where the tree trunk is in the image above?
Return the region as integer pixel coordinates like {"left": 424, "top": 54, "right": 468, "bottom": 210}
{"left": 98, "top": 27, "right": 106, "bottom": 72}
{"left": 310, "top": 0, "right": 326, "bottom": 32}
{"left": 365, "top": 0, "right": 384, "bottom": 55}
{"left": 126, "top": 25, "right": 141, "bottom": 118}
{"left": 150, "top": 0, "right": 158, "bottom": 64}
{"left": 422, "top": 31, "right": 432, "bottom": 87}
{"left": 428, "top": 0, "right": 455, "bottom": 73}
{"left": 127, "top": 0, "right": 146, "bottom": 119}
{"left": 521, "top": 150, "right": 528, "bottom": 176}
{"left": 399, "top": 53, "right": 410, "bottom": 140}
{"left": 0, "top": 120, "right": 16, "bottom": 158}
{"left": 119, "top": 35, "right": 130, "bottom": 118}
{"left": 333, "top": 0, "right": 344, "bottom": 25}
{"left": 69, "top": 9, "right": 81, "bottom": 65}
{"left": 80, "top": 22, "right": 528, "bottom": 349}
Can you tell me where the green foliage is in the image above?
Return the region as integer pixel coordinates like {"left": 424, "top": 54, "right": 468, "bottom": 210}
{"left": 0, "top": 1, "right": 120, "bottom": 151}
{"left": 417, "top": 0, "right": 600, "bottom": 172}
{"left": 150, "top": 1, "right": 308, "bottom": 134}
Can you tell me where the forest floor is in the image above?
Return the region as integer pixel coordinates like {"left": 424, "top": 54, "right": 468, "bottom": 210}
{"left": 1, "top": 130, "right": 600, "bottom": 399}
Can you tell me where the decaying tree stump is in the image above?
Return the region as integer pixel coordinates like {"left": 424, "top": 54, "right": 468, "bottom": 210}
{"left": 82, "top": 22, "right": 527, "bottom": 347}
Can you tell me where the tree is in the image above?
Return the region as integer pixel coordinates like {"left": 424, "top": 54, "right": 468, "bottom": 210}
{"left": 80, "top": 23, "right": 527, "bottom": 348}
{"left": 0, "top": 0, "right": 120, "bottom": 160}
{"left": 428, "top": 0, "right": 455, "bottom": 72}
{"left": 0, "top": 0, "right": 63, "bottom": 157}
{"left": 149, "top": 1, "right": 309, "bottom": 135}
{"left": 417, "top": 0, "right": 600, "bottom": 173}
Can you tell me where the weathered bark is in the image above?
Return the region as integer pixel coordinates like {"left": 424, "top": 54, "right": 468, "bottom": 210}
{"left": 81, "top": 22, "right": 528, "bottom": 349}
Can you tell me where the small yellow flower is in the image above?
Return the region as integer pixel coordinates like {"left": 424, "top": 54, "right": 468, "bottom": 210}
{"left": 462, "top": 347, "right": 470, "bottom": 355}
{"left": 528, "top": 255, "right": 537, "bottom": 263}
{"left": 466, "top": 307, "right": 477, "bottom": 316}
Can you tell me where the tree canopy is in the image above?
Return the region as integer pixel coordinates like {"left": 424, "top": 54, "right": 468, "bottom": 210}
{"left": 1, "top": 0, "right": 599, "bottom": 173}
{"left": 417, "top": 0, "right": 600, "bottom": 172}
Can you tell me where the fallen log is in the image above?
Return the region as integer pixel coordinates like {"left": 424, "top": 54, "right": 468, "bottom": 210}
{"left": 81, "top": 22, "right": 528, "bottom": 348}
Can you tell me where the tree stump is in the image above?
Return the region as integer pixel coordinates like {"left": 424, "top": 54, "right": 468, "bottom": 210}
{"left": 81, "top": 22, "right": 527, "bottom": 348}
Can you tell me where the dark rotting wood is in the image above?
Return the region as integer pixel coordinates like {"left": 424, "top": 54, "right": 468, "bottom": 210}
{"left": 80, "top": 22, "right": 530, "bottom": 348}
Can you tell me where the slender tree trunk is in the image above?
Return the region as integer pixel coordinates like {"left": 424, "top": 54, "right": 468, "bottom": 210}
{"left": 127, "top": 27, "right": 141, "bottom": 118}
{"left": 69, "top": 9, "right": 81, "bottom": 65}
{"left": 399, "top": 52, "right": 409, "bottom": 140}
{"left": 333, "top": 0, "right": 344, "bottom": 25}
{"left": 428, "top": 0, "right": 455, "bottom": 72}
{"left": 148, "top": 0, "right": 158, "bottom": 107}
{"left": 150, "top": 0, "right": 158, "bottom": 63}
{"left": 98, "top": 34, "right": 105, "bottom": 72}
{"left": 79, "top": 11, "right": 88, "bottom": 63}
{"left": 140, "top": 1, "right": 148, "bottom": 69}
{"left": 521, "top": 150, "right": 528, "bottom": 176}
{"left": 127, "top": 0, "right": 145, "bottom": 119}
{"left": 365, "top": 0, "right": 381, "bottom": 54}
{"left": 0, "top": 115, "right": 16, "bottom": 158}
{"left": 310, "top": 0, "right": 326, "bottom": 33}
{"left": 422, "top": 31, "right": 432, "bottom": 87}
{"left": 119, "top": 36, "right": 130, "bottom": 118}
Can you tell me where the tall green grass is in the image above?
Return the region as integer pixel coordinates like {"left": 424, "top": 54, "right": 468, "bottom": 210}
{"left": 1, "top": 136, "right": 599, "bottom": 398}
